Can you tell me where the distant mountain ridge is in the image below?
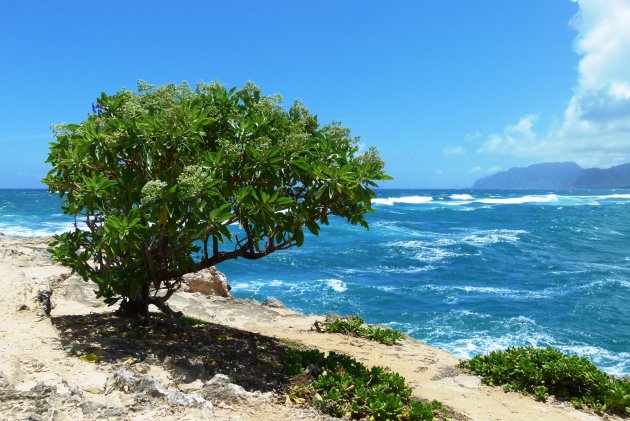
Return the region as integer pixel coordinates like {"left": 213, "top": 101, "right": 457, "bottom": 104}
{"left": 473, "top": 162, "right": 630, "bottom": 189}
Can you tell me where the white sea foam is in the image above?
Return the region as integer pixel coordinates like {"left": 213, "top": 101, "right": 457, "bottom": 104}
{"left": 618, "top": 280, "right": 630, "bottom": 288}
{"left": 546, "top": 194, "right": 630, "bottom": 206}
{"left": 455, "top": 286, "right": 519, "bottom": 295}
{"left": 442, "top": 201, "right": 473, "bottom": 206}
{"left": 372, "top": 196, "right": 433, "bottom": 206}
{"left": 370, "top": 192, "right": 616, "bottom": 208}
{"left": 450, "top": 339, "right": 630, "bottom": 375}
{"left": 462, "top": 229, "right": 526, "bottom": 245}
{"left": 449, "top": 194, "right": 473, "bottom": 200}
{"left": 386, "top": 240, "right": 459, "bottom": 263}
{"left": 444, "top": 331, "right": 556, "bottom": 359}
{"left": 444, "top": 295, "right": 459, "bottom": 305}
{"left": 413, "top": 248, "right": 457, "bottom": 263}
{"left": 434, "top": 237, "right": 459, "bottom": 246}
{"left": 341, "top": 265, "right": 436, "bottom": 275}
{"left": 554, "top": 345, "right": 630, "bottom": 376}
{"left": 509, "top": 315, "right": 536, "bottom": 324}
{"left": 475, "top": 194, "right": 558, "bottom": 205}
{"left": 418, "top": 283, "right": 557, "bottom": 300}
{"left": 0, "top": 222, "right": 75, "bottom": 237}
{"left": 386, "top": 240, "right": 427, "bottom": 248}
{"left": 569, "top": 193, "right": 630, "bottom": 200}
{"left": 231, "top": 279, "right": 294, "bottom": 294}
{"left": 379, "top": 265, "right": 436, "bottom": 274}
{"left": 324, "top": 279, "right": 347, "bottom": 292}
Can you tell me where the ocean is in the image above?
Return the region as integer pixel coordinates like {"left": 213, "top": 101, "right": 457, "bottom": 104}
{"left": 2, "top": 188, "right": 629, "bottom": 376}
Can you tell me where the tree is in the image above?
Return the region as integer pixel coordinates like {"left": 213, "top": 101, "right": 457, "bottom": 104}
{"left": 44, "top": 80, "right": 390, "bottom": 317}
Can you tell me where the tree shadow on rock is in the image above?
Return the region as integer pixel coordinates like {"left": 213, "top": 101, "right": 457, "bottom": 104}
{"left": 52, "top": 313, "right": 291, "bottom": 393}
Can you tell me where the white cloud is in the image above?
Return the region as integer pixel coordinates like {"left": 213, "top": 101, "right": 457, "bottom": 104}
{"left": 469, "top": 165, "right": 501, "bottom": 174}
{"left": 477, "top": 115, "right": 538, "bottom": 155}
{"left": 442, "top": 146, "right": 465, "bottom": 156}
{"left": 477, "top": 0, "right": 630, "bottom": 168}
{"left": 464, "top": 132, "right": 482, "bottom": 142}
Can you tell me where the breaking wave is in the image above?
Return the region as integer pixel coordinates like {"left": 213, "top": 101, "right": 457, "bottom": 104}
{"left": 372, "top": 196, "right": 433, "bottom": 205}
{"left": 475, "top": 194, "right": 558, "bottom": 204}
{"left": 449, "top": 194, "right": 473, "bottom": 200}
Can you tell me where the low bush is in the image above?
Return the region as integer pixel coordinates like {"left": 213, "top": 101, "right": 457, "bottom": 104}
{"left": 324, "top": 315, "right": 405, "bottom": 346}
{"left": 459, "top": 346, "right": 630, "bottom": 416}
{"left": 284, "top": 348, "right": 447, "bottom": 420}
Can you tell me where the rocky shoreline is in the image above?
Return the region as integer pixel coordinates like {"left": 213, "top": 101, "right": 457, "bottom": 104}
{"left": 0, "top": 235, "right": 615, "bottom": 420}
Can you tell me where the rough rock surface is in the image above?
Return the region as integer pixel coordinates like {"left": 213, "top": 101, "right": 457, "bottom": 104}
{"left": 181, "top": 267, "right": 233, "bottom": 298}
{"left": 262, "top": 298, "right": 286, "bottom": 309}
{"left": 200, "top": 374, "right": 272, "bottom": 405}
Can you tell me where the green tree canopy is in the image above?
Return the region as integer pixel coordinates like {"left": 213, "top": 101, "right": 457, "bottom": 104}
{"left": 44, "top": 80, "right": 390, "bottom": 316}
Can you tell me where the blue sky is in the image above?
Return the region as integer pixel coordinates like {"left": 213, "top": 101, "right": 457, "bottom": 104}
{"left": 1, "top": 0, "right": 629, "bottom": 188}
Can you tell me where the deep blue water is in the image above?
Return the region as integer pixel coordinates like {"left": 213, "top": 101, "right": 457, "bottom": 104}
{"left": 2, "top": 189, "right": 629, "bottom": 375}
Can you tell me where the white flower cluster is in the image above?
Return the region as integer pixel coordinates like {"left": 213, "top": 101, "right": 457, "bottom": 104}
{"left": 178, "top": 165, "right": 212, "bottom": 197}
{"left": 141, "top": 180, "right": 168, "bottom": 206}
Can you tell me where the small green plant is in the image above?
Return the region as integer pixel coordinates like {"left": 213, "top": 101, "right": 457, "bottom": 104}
{"left": 284, "top": 348, "right": 448, "bottom": 420}
{"left": 324, "top": 315, "right": 405, "bottom": 345}
{"left": 459, "top": 346, "right": 630, "bottom": 416}
{"left": 178, "top": 314, "right": 208, "bottom": 327}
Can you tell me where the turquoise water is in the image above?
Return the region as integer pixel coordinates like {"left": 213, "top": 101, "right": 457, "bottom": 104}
{"left": 2, "top": 189, "right": 629, "bottom": 375}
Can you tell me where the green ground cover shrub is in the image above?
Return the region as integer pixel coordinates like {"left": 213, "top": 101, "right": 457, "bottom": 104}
{"left": 459, "top": 346, "right": 630, "bottom": 416}
{"left": 325, "top": 315, "right": 405, "bottom": 346}
{"left": 284, "top": 348, "right": 447, "bottom": 420}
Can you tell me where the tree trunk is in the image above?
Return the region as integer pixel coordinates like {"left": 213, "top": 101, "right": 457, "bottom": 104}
{"left": 118, "top": 281, "right": 150, "bottom": 317}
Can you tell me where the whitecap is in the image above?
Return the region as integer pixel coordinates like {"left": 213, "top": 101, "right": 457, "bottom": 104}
{"left": 0, "top": 222, "right": 75, "bottom": 237}
{"left": 444, "top": 295, "right": 459, "bottom": 305}
{"left": 475, "top": 194, "right": 557, "bottom": 205}
{"left": 230, "top": 279, "right": 288, "bottom": 293}
{"left": 386, "top": 240, "right": 458, "bottom": 262}
{"left": 554, "top": 345, "right": 630, "bottom": 376}
{"left": 442, "top": 201, "right": 473, "bottom": 206}
{"left": 377, "top": 265, "right": 436, "bottom": 274}
{"left": 413, "top": 247, "right": 457, "bottom": 263}
{"left": 454, "top": 286, "right": 521, "bottom": 296}
{"left": 323, "top": 279, "right": 347, "bottom": 292}
{"left": 425, "top": 284, "right": 556, "bottom": 300}
{"left": 508, "top": 315, "right": 536, "bottom": 324}
{"left": 443, "top": 331, "right": 557, "bottom": 360}
{"left": 598, "top": 194, "right": 630, "bottom": 199}
{"left": 449, "top": 194, "right": 473, "bottom": 200}
{"left": 230, "top": 282, "right": 253, "bottom": 291}
{"left": 564, "top": 193, "right": 630, "bottom": 200}
{"left": 386, "top": 240, "right": 427, "bottom": 248}
{"left": 372, "top": 196, "right": 433, "bottom": 206}
{"left": 462, "top": 229, "right": 526, "bottom": 245}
